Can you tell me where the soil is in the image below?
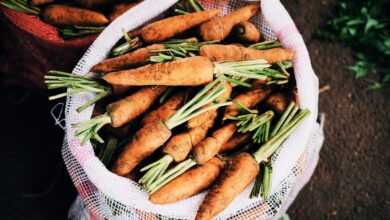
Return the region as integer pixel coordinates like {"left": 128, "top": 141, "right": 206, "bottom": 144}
{"left": 0, "top": 1, "right": 389, "bottom": 219}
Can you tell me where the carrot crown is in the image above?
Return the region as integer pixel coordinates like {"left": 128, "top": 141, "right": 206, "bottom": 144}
{"left": 73, "top": 113, "right": 112, "bottom": 144}
{"left": 60, "top": 25, "right": 105, "bottom": 39}
{"left": 1, "top": 0, "right": 40, "bottom": 15}
{"left": 213, "top": 59, "right": 290, "bottom": 86}
{"left": 252, "top": 102, "right": 310, "bottom": 163}
{"left": 45, "top": 70, "right": 111, "bottom": 112}
{"left": 111, "top": 31, "right": 141, "bottom": 57}
{"left": 164, "top": 79, "right": 231, "bottom": 129}
{"left": 249, "top": 40, "right": 282, "bottom": 50}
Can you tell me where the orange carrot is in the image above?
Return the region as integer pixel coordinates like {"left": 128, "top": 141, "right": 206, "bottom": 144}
{"left": 141, "top": 9, "right": 220, "bottom": 43}
{"left": 150, "top": 157, "right": 224, "bottom": 204}
{"left": 102, "top": 56, "right": 214, "bottom": 86}
{"left": 200, "top": 44, "right": 294, "bottom": 63}
{"left": 200, "top": 5, "right": 259, "bottom": 41}
{"left": 220, "top": 133, "right": 250, "bottom": 153}
{"left": 224, "top": 86, "right": 271, "bottom": 119}
{"left": 192, "top": 123, "right": 237, "bottom": 164}
{"left": 42, "top": 5, "right": 109, "bottom": 26}
{"left": 92, "top": 44, "right": 164, "bottom": 73}
{"left": 141, "top": 92, "right": 186, "bottom": 126}
{"left": 112, "top": 119, "right": 172, "bottom": 176}
{"left": 196, "top": 153, "right": 259, "bottom": 220}
{"left": 107, "top": 86, "right": 167, "bottom": 128}
{"left": 232, "top": 21, "right": 261, "bottom": 43}
{"left": 109, "top": 1, "right": 140, "bottom": 21}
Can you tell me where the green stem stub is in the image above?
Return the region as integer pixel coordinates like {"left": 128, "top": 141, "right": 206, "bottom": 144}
{"left": 252, "top": 105, "right": 310, "bottom": 163}
{"left": 1, "top": 0, "right": 40, "bottom": 15}
{"left": 60, "top": 26, "right": 105, "bottom": 39}
{"left": 45, "top": 70, "right": 111, "bottom": 112}
{"left": 139, "top": 154, "right": 174, "bottom": 189}
{"left": 249, "top": 40, "right": 282, "bottom": 50}
{"left": 110, "top": 31, "right": 141, "bottom": 57}
{"left": 214, "top": 59, "right": 290, "bottom": 86}
{"left": 73, "top": 113, "right": 112, "bottom": 145}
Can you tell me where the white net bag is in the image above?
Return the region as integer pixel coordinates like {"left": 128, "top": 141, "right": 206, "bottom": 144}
{"left": 62, "top": 0, "right": 322, "bottom": 219}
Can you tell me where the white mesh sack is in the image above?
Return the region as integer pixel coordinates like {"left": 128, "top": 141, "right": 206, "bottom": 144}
{"left": 62, "top": 0, "right": 321, "bottom": 219}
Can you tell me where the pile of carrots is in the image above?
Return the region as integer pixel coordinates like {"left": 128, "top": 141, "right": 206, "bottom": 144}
{"left": 45, "top": 2, "right": 310, "bottom": 219}
{"left": 1, "top": 0, "right": 143, "bottom": 39}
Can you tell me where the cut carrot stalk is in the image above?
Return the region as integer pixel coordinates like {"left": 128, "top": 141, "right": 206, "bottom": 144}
{"left": 231, "top": 21, "right": 261, "bottom": 43}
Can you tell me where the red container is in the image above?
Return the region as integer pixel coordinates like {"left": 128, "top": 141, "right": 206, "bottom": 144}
{"left": 0, "top": 7, "right": 98, "bottom": 89}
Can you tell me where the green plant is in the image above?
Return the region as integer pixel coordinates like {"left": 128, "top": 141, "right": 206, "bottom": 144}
{"left": 316, "top": 0, "right": 390, "bottom": 89}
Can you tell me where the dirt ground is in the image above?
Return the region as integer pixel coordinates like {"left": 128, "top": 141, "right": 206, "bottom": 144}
{"left": 282, "top": 0, "right": 390, "bottom": 219}
{"left": 0, "top": 0, "right": 389, "bottom": 219}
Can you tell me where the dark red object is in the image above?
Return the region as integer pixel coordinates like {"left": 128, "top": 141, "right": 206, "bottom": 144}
{"left": 0, "top": 7, "right": 98, "bottom": 89}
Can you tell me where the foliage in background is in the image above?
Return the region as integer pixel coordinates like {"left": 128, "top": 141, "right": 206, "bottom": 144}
{"left": 316, "top": 0, "right": 390, "bottom": 90}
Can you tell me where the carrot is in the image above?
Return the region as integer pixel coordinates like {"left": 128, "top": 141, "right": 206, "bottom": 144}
{"left": 141, "top": 92, "right": 186, "bottom": 126}
{"left": 150, "top": 157, "right": 224, "bottom": 204}
{"left": 111, "top": 80, "right": 230, "bottom": 176}
{"left": 42, "top": 5, "right": 109, "bottom": 26}
{"left": 266, "top": 92, "right": 288, "bottom": 114}
{"left": 196, "top": 105, "right": 310, "bottom": 220}
{"left": 200, "top": 44, "right": 294, "bottom": 64}
{"left": 107, "top": 86, "right": 167, "bottom": 128}
{"left": 199, "top": 5, "right": 259, "bottom": 41}
{"left": 192, "top": 123, "right": 237, "bottom": 164}
{"left": 231, "top": 21, "right": 261, "bottom": 43}
{"left": 91, "top": 44, "right": 165, "bottom": 73}
{"left": 219, "top": 133, "right": 250, "bottom": 153}
{"left": 102, "top": 56, "right": 273, "bottom": 87}
{"left": 139, "top": 82, "right": 231, "bottom": 188}
{"left": 30, "top": 0, "right": 54, "bottom": 5}
{"left": 141, "top": 9, "right": 220, "bottom": 43}
{"left": 224, "top": 86, "right": 271, "bottom": 119}
{"left": 73, "top": 86, "right": 167, "bottom": 144}
{"left": 196, "top": 152, "right": 259, "bottom": 220}
{"left": 103, "top": 56, "right": 213, "bottom": 86}
{"left": 112, "top": 119, "right": 172, "bottom": 176}
{"left": 109, "top": 1, "right": 140, "bottom": 21}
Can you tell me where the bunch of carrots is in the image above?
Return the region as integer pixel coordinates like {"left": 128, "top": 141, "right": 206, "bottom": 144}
{"left": 45, "top": 3, "right": 310, "bottom": 219}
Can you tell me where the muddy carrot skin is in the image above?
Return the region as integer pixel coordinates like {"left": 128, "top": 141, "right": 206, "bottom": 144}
{"left": 42, "top": 5, "right": 109, "bottom": 26}
{"left": 195, "top": 153, "right": 259, "bottom": 220}
{"left": 224, "top": 86, "right": 271, "bottom": 119}
{"left": 220, "top": 133, "right": 250, "bottom": 153}
{"left": 233, "top": 21, "right": 261, "bottom": 43}
{"left": 112, "top": 119, "right": 172, "bottom": 176}
{"left": 141, "top": 9, "right": 220, "bottom": 43}
{"left": 92, "top": 44, "right": 165, "bottom": 73}
{"left": 109, "top": 1, "right": 140, "bottom": 21}
{"left": 102, "top": 56, "right": 214, "bottom": 86}
{"left": 150, "top": 157, "right": 225, "bottom": 204}
{"left": 193, "top": 123, "right": 237, "bottom": 164}
{"left": 200, "top": 5, "right": 259, "bottom": 41}
{"left": 266, "top": 92, "right": 288, "bottom": 114}
{"left": 200, "top": 44, "right": 294, "bottom": 63}
{"left": 141, "top": 92, "right": 185, "bottom": 126}
{"left": 30, "top": 0, "right": 54, "bottom": 5}
{"left": 107, "top": 86, "right": 167, "bottom": 128}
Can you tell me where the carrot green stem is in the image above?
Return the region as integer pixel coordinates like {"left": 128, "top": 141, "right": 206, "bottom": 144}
{"left": 110, "top": 31, "right": 141, "bottom": 57}
{"left": 45, "top": 70, "right": 111, "bottom": 112}
{"left": 164, "top": 79, "right": 230, "bottom": 129}
{"left": 214, "top": 59, "right": 289, "bottom": 85}
{"left": 60, "top": 26, "right": 105, "bottom": 39}
{"left": 1, "top": 0, "right": 40, "bottom": 15}
{"left": 139, "top": 154, "right": 174, "bottom": 188}
{"left": 253, "top": 109, "right": 310, "bottom": 163}
{"left": 261, "top": 163, "right": 272, "bottom": 199}
{"left": 250, "top": 164, "right": 263, "bottom": 198}
{"left": 146, "top": 158, "right": 197, "bottom": 193}
{"left": 270, "top": 102, "right": 295, "bottom": 137}
{"left": 188, "top": 0, "right": 204, "bottom": 12}
{"left": 249, "top": 40, "right": 282, "bottom": 50}
{"left": 99, "top": 137, "right": 118, "bottom": 166}
{"left": 73, "top": 113, "right": 112, "bottom": 145}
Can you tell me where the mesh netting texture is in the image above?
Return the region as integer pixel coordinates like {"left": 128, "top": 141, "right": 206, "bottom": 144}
{"left": 62, "top": 0, "right": 321, "bottom": 219}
